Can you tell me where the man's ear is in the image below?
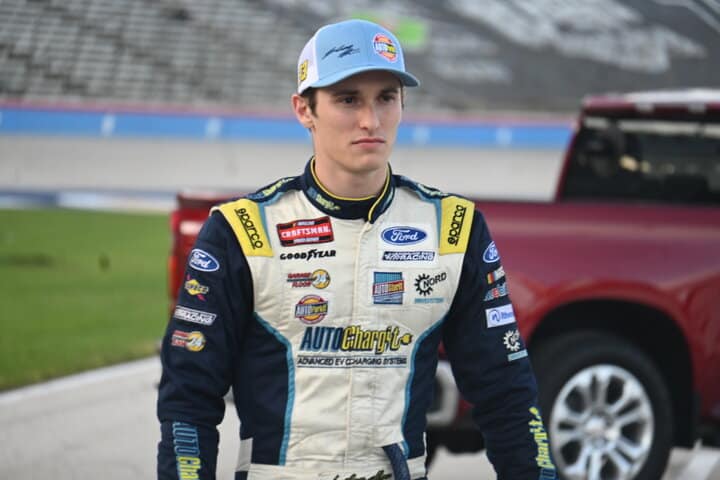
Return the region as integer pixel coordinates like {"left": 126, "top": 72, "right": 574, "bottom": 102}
{"left": 292, "top": 94, "right": 314, "bottom": 130}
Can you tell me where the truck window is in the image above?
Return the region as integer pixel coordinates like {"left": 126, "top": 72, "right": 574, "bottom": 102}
{"left": 563, "top": 117, "right": 720, "bottom": 205}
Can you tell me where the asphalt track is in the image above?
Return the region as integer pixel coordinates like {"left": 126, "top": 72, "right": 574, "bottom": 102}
{"left": 0, "top": 357, "right": 718, "bottom": 479}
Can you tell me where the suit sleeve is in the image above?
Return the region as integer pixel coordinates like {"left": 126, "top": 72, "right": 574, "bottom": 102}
{"left": 442, "top": 211, "right": 558, "bottom": 480}
{"left": 157, "top": 211, "right": 253, "bottom": 479}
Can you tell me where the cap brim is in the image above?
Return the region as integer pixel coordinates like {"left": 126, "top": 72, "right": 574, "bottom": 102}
{"left": 301, "top": 66, "right": 420, "bottom": 93}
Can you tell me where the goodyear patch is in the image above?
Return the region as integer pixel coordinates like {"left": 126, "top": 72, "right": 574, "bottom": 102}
{"left": 215, "top": 199, "right": 273, "bottom": 257}
{"left": 439, "top": 197, "right": 474, "bottom": 255}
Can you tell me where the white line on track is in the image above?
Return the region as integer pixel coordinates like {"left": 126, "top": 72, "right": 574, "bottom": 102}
{"left": 0, "top": 355, "right": 160, "bottom": 406}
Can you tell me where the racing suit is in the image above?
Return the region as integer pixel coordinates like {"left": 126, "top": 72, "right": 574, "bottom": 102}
{"left": 157, "top": 158, "right": 557, "bottom": 480}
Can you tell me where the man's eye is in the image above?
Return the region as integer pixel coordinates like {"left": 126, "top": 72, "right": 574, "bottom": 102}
{"left": 380, "top": 94, "right": 397, "bottom": 103}
{"left": 341, "top": 96, "right": 355, "bottom": 105}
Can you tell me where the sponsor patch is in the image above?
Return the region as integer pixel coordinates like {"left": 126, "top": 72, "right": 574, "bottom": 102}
{"left": 307, "top": 186, "right": 341, "bottom": 211}
{"left": 447, "top": 203, "right": 467, "bottom": 246}
{"left": 487, "top": 265, "right": 505, "bottom": 284}
{"left": 372, "top": 272, "right": 404, "bottom": 304}
{"left": 184, "top": 275, "right": 209, "bottom": 300}
{"left": 298, "top": 325, "right": 413, "bottom": 368}
{"left": 373, "top": 33, "right": 398, "bottom": 62}
{"left": 298, "top": 59, "right": 308, "bottom": 84}
{"left": 286, "top": 269, "right": 331, "bottom": 289}
{"left": 171, "top": 330, "right": 206, "bottom": 352}
{"left": 173, "top": 305, "right": 217, "bottom": 326}
{"left": 485, "top": 304, "right": 515, "bottom": 328}
{"left": 188, "top": 249, "right": 219, "bottom": 272}
{"left": 280, "top": 249, "right": 336, "bottom": 261}
{"left": 235, "top": 207, "right": 267, "bottom": 251}
{"left": 529, "top": 407, "right": 557, "bottom": 475}
{"left": 216, "top": 199, "right": 273, "bottom": 257}
{"left": 484, "top": 282, "right": 509, "bottom": 301}
{"left": 382, "top": 251, "right": 435, "bottom": 262}
{"left": 483, "top": 241, "right": 500, "bottom": 263}
{"left": 439, "top": 197, "right": 474, "bottom": 255}
{"left": 414, "top": 272, "right": 447, "bottom": 296}
{"left": 294, "top": 295, "right": 328, "bottom": 324}
{"left": 276, "top": 216, "right": 334, "bottom": 247}
{"left": 381, "top": 226, "right": 427, "bottom": 246}
{"left": 172, "top": 422, "right": 202, "bottom": 479}
{"left": 331, "top": 471, "right": 391, "bottom": 480}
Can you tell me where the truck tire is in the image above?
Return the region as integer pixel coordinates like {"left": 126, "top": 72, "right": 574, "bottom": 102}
{"left": 532, "top": 331, "right": 673, "bottom": 480}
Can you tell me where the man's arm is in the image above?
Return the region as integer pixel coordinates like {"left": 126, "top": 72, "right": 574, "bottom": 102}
{"left": 442, "top": 211, "right": 558, "bottom": 479}
{"left": 157, "top": 211, "right": 252, "bottom": 479}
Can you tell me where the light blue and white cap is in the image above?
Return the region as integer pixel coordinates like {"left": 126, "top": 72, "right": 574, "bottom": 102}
{"left": 297, "top": 19, "right": 420, "bottom": 94}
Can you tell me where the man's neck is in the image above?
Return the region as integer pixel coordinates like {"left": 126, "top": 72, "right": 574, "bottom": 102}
{"left": 312, "top": 158, "right": 388, "bottom": 199}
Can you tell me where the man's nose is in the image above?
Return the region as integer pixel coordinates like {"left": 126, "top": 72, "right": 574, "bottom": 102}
{"left": 358, "top": 104, "right": 381, "bottom": 131}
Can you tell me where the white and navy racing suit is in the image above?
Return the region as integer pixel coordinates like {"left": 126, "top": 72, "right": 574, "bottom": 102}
{"left": 157, "top": 159, "right": 557, "bottom": 480}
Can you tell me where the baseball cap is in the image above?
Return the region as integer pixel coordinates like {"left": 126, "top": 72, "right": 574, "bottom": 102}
{"left": 297, "top": 19, "right": 420, "bottom": 94}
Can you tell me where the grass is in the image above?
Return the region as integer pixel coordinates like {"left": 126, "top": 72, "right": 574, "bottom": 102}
{"left": 0, "top": 208, "right": 170, "bottom": 390}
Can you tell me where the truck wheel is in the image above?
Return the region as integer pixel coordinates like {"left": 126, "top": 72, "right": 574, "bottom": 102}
{"left": 532, "top": 331, "right": 673, "bottom": 480}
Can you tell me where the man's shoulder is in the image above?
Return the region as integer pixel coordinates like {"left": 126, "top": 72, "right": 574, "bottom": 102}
{"left": 395, "top": 174, "right": 469, "bottom": 202}
{"left": 245, "top": 176, "right": 301, "bottom": 203}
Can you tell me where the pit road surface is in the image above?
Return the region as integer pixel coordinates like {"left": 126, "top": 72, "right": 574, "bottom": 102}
{"left": 0, "top": 357, "right": 718, "bottom": 479}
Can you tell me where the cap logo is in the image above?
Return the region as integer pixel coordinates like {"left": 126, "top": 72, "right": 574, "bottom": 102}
{"left": 298, "top": 59, "right": 308, "bottom": 84}
{"left": 373, "top": 33, "right": 397, "bottom": 62}
{"left": 322, "top": 44, "right": 359, "bottom": 59}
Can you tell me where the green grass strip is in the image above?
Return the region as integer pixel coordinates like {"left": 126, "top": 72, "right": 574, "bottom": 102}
{"left": 0, "top": 208, "right": 170, "bottom": 390}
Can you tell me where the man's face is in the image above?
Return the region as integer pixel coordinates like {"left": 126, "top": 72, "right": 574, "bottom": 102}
{"left": 295, "top": 70, "right": 403, "bottom": 176}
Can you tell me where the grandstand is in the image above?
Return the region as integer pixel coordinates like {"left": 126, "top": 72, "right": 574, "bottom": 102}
{"left": 0, "top": 0, "right": 717, "bottom": 113}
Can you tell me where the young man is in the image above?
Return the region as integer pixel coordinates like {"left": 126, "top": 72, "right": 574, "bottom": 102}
{"left": 157, "top": 19, "right": 557, "bottom": 480}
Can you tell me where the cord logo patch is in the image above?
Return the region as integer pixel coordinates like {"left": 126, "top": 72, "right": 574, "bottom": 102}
{"left": 277, "top": 216, "right": 334, "bottom": 247}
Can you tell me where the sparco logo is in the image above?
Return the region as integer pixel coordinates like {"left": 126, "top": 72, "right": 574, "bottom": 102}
{"left": 447, "top": 204, "right": 467, "bottom": 245}
{"left": 279, "top": 249, "right": 336, "bottom": 261}
{"left": 235, "top": 207, "right": 263, "bottom": 249}
{"left": 414, "top": 272, "right": 447, "bottom": 296}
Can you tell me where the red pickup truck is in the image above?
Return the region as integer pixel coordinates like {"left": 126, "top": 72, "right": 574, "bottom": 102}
{"left": 168, "top": 89, "right": 720, "bottom": 480}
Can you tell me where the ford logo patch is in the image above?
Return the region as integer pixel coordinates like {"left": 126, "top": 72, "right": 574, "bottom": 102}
{"left": 482, "top": 241, "right": 500, "bottom": 263}
{"left": 189, "top": 248, "right": 220, "bottom": 272}
{"left": 381, "top": 226, "right": 427, "bottom": 246}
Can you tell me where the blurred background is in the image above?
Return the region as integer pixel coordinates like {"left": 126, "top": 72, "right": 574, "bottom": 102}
{"left": 0, "top": 0, "right": 719, "bottom": 479}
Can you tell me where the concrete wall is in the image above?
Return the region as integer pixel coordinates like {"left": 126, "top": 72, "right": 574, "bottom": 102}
{"left": 0, "top": 136, "right": 564, "bottom": 203}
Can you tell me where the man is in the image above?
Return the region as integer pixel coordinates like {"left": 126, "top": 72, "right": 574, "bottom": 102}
{"left": 157, "top": 19, "right": 557, "bottom": 480}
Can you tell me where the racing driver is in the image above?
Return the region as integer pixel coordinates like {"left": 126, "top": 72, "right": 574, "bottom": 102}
{"left": 157, "top": 18, "right": 557, "bottom": 480}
